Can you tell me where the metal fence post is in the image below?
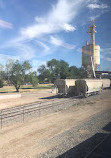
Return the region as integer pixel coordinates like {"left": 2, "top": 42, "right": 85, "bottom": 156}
{"left": 39, "top": 105, "right": 40, "bottom": 117}
{"left": 23, "top": 106, "right": 25, "bottom": 122}
{"left": 1, "top": 110, "right": 2, "bottom": 129}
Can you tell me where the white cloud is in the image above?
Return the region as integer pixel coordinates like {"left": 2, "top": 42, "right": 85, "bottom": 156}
{"left": 35, "top": 17, "right": 45, "bottom": 23}
{"left": 0, "top": 54, "right": 19, "bottom": 66}
{"left": 101, "top": 55, "right": 111, "bottom": 62}
{"left": 101, "top": 48, "right": 111, "bottom": 62}
{"left": 37, "top": 41, "right": 50, "bottom": 51}
{"left": 36, "top": 41, "right": 52, "bottom": 57}
{"left": 91, "top": 0, "right": 99, "bottom": 2}
{"left": 87, "top": 3, "right": 108, "bottom": 10}
{"left": 105, "top": 57, "right": 111, "bottom": 62}
{"left": 50, "top": 36, "right": 63, "bottom": 46}
{"left": 50, "top": 36, "right": 75, "bottom": 49}
{"left": 31, "top": 59, "right": 46, "bottom": 71}
{"left": 101, "top": 48, "right": 111, "bottom": 55}
{"left": 0, "top": 0, "right": 82, "bottom": 61}
{"left": 0, "top": 0, "right": 101, "bottom": 63}
{"left": 90, "top": 14, "right": 101, "bottom": 20}
{"left": 15, "top": 44, "right": 35, "bottom": 60}
{"left": 87, "top": 1, "right": 109, "bottom": 20}
{"left": 62, "top": 23, "right": 76, "bottom": 32}
{"left": 76, "top": 48, "right": 82, "bottom": 53}
{"left": 0, "top": 19, "right": 13, "bottom": 29}
{"left": 0, "top": 53, "right": 19, "bottom": 60}
{"left": 0, "top": 42, "right": 35, "bottom": 61}
{"left": 20, "top": 0, "right": 85, "bottom": 39}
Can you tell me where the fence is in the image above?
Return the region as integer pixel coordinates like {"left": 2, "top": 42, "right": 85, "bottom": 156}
{"left": 0, "top": 98, "right": 77, "bottom": 129}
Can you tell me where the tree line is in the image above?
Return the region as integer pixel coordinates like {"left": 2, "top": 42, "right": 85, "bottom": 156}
{"left": 38, "top": 59, "right": 87, "bottom": 83}
{"left": 0, "top": 59, "right": 87, "bottom": 92}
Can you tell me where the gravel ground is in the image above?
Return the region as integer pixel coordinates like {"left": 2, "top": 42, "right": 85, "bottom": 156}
{"left": 0, "top": 89, "right": 111, "bottom": 158}
{"left": 0, "top": 89, "right": 110, "bottom": 128}
{"left": 0, "top": 98, "right": 79, "bottom": 128}
{"left": 38, "top": 108, "right": 111, "bottom": 158}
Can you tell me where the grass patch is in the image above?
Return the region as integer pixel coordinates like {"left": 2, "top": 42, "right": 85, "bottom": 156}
{"left": 86, "top": 101, "right": 95, "bottom": 105}
{"left": 0, "top": 84, "right": 54, "bottom": 93}
{"left": 72, "top": 103, "right": 77, "bottom": 106}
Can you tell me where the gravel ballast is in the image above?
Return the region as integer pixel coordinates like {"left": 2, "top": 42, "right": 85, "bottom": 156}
{"left": 0, "top": 89, "right": 111, "bottom": 158}
{"left": 38, "top": 108, "right": 111, "bottom": 158}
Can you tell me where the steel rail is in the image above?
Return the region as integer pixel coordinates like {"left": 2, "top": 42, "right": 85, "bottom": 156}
{"left": 0, "top": 98, "right": 71, "bottom": 115}
{"left": 1, "top": 98, "right": 69, "bottom": 112}
{"left": 84, "top": 133, "right": 110, "bottom": 158}
{"left": 0, "top": 98, "right": 76, "bottom": 120}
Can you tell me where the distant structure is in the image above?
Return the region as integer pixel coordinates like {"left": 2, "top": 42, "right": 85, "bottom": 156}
{"left": 82, "top": 21, "right": 100, "bottom": 77}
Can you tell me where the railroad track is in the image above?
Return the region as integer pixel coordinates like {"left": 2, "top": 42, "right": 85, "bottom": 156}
{"left": 0, "top": 97, "right": 78, "bottom": 128}
{"left": 85, "top": 133, "right": 111, "bottom": 158}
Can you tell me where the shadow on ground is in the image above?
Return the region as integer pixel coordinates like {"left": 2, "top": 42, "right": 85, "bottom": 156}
{"left": 0, "top": 92, "right": 8, "bottom": 93}
{"left": 40, "top": 95, "right": 78, "bottom": 100}
{"left": 21, "top": 87, "right": 52, "bottom": 90}
{"left": 21, "top": 88, "right": 33, "bottom": 89}
{"left": 40, "top": 92, "right": 100, "bottom": 100}
{"left": 103, "top": 122, "right": 111, "bottom": 132}
{"left": 57, "top": 122, "right": 111, "bottom": 158}
{"left": 40, "top": 95, "right": 61, "bottom": 100}
{"left": 0, "top": 91, "right": 17, "bottom": 94}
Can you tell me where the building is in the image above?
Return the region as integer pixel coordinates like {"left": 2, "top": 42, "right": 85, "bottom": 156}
{"left": 82, "top": 22, "right": 100, "bottom": 77}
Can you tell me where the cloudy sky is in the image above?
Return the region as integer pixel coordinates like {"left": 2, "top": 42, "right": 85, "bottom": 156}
{"left": 0, "top": 0, "right": 111, "bottom": 70}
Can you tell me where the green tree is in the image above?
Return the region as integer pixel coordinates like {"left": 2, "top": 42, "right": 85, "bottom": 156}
{"left": 26, "top": 71, "right": 38, "bottom": 87}
{"left": 69, "top": 66, "right": 81, "bottom": 79}
{"left": 79, "top": 67, "right": 88, "bottom": 78}
{"left": 47, "top": 59, "right": 70, "bottom": 82}
{"left": 38, "top": 64, "right": 50, "bottom": 83}
{"left": 69, "top": 66, "right": 87, "bottom": 79}
{"left": 37, "top": 59, "right": 87, "bottom": 83}
{"left": 10, "top": 60, "right": 23, "bottom": 92}
{"left": 47, "top": 59, "right": 60, "bottom": 82}
{"left": 0, "top": 64, "right": 5, "bottom": 80}
{"left": 5, "top": 59, "right": 15, "bottom": 84}
{"left": 59, "top": 60, "right": 69, "bottom": 79}
{"left": 0, "top": 64, "right": 5, "bottom": 88}
{"left": 0, "top": 79, "right": 3, "bottom": 88}
{"left": 7, "top": 60, "right": 35, "bottom": 92}
{"left": 38, "top": 59, "right": 70, "bottom": 83}
{"left": 47, "top": 59, "right": 60, "bottom": 74}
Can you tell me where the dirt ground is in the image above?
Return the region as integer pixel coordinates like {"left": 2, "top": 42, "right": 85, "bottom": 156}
{"left": 0, "top": 89, "right": 111, "bottom": 158}
{"left": 0, "top": 89, "right": 56, "bottom": 110}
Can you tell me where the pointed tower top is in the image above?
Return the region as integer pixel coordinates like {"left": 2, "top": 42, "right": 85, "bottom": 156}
{"left": 90, "top": 20, "right": 95, "bottom": 26}
{"left": 87, "top": 21, "right": 96, "bottom": 45}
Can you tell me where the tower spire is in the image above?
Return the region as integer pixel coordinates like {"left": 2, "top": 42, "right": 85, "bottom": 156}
{"left": 88, "top": 20, "right": 96, "bottom": 45}
{"left": 82, "top": 21, "right": 100, "bottom": 78}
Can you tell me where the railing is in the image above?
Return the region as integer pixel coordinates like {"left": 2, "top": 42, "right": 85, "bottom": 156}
{"left": 0, "top": 98, "right": 77, "bottom": 129}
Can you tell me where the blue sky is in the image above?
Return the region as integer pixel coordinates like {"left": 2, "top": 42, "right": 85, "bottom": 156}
{"left": 0, "top": 0, "right": 111, "bottom": 71}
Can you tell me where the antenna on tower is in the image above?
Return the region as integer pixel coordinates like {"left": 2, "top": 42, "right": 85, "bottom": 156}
{"left": 87, "top": 20, "right": 96, "bottom": 36}
{"left": 90, "top": 19, "right": 95, "bottom": 26}
{"left": 87, "top": 20, "right": 96, "bottom": 34}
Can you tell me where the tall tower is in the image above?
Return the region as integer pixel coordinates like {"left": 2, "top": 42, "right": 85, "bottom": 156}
{"left": 82, "top": 22, "right": 100, "bottom": 77}
{"left": 88, "top": 22, "right": 96, "bottom": 45}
